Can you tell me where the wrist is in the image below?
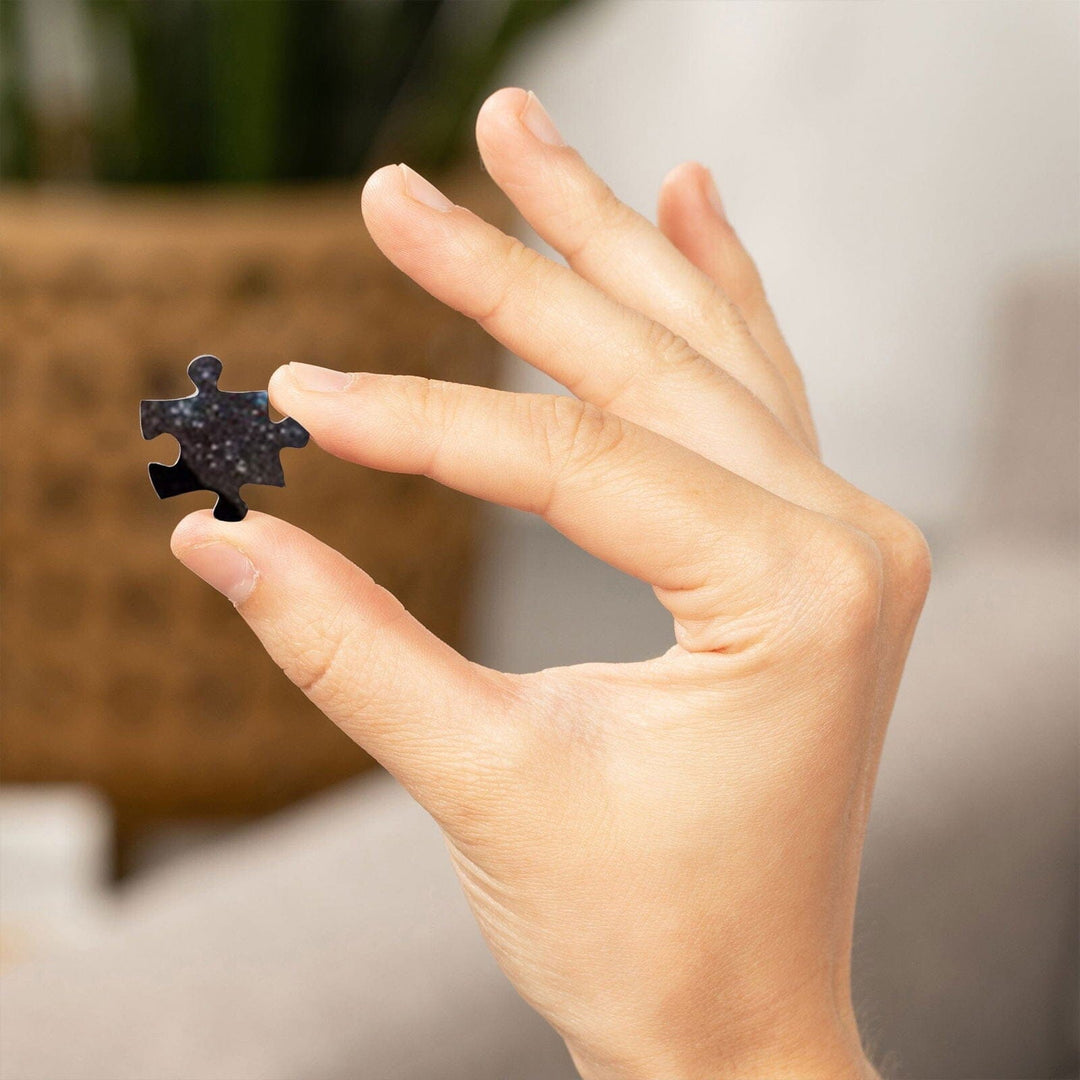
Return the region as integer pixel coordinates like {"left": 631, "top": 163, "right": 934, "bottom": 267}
{"left": 565, "top": 1008, "right": 879, "bottom": 1080}
{"left": 570, "top": 1046, "right": 879, "bottom": 1080}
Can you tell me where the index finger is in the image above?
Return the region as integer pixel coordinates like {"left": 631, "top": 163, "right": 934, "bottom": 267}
{"left": 270, "top": 366, "right": 838, "bottom": 651}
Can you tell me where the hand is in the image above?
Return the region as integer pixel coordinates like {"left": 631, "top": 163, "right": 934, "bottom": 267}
{"left": 172, "top": 88, "right": 929, "bottom": 1079}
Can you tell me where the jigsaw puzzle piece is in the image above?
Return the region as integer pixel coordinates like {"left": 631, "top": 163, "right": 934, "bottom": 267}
{"left": 139, "top": 397, "right": 175, "bottom": 441}
{"left": 147, "top": 461, "right": 247, "bottom": 521}
{"left": 146, "top": 458, "right": 201, "bottom": 499}
{"left": 187, "top": 354, "right": 223, "bottom": 391}
{"left": 272, "top": 416, "right": 309, "bottom": 450}
{"left": 140, "top": 355, "right": 309, "bottom": 521}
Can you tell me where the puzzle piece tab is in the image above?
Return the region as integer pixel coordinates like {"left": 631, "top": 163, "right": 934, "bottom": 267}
{"left": 140, "top": 355, "right": 309, "bottom": 521}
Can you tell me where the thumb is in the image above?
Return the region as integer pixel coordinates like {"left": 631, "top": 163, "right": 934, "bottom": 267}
{"left": 170, "top": 510, "right": 517, "bottom": 822}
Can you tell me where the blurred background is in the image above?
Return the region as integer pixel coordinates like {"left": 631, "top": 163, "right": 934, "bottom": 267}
{"left": 0, "top": 2, "right": 1076, "bottom": 1079}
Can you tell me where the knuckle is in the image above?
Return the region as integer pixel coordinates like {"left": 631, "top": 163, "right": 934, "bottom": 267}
{"left": 291, "top": 627, "right": 350, "bottom": 700}
{"left": 561, "top": 176, "right": 633, "bottom": 262}
{"left": 800, "top": 524, "right": 885, "bottom": 645}
{"left": 503, "top": 234, "right": 546, "bottom": 281}
{"left": 416, "top": 377, "right": 462, "bottom": 430}
{"left": 385, "top": 374, "right": 436, "bottom": 423}
{"left": 531, "top": 396, "right": 625, "bottom": 487}
{"left": 279, "top": 592, "right": 406, "bottom": 718}
{"left": 388, "top": 375, "right": 459, "bottom": 472}
{"left": 284, "top": 618, "right": 366, "bottom": 711}
{"left": 478, "top": 236, "right": 546, "bottom": 325}
{"left": 642, "top": 319, "right": 702, "bottom": 377}
{"left": 877, "top": 509, "right": 933, "bottom": 611}
{"left": 589, "top": 172, "right": 624, "bottom": 221}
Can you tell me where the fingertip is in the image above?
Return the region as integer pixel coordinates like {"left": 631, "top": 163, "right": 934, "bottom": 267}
{"left": 360, "top": 164, "right": 413, "bottom": 258}
{"left": 170, "top": 508, "right": 220, "bottom": 557}
{"left": 171, "top": 508, "right": 282, "bottom": 556}
{"left": 660, "top": 160, "right": 709, "bottom": 194}
{"left": 658, "top": 161, "right": 720, "bottom": 222}
{"left": 267, "top": 363, "right": 295, "bottom": 414}
{"left": 360, "top": 163, "right": 406, "bottom": 219}
{"left": 476, "top": 86, "right": 530, "bottom": 138}
{"left": 475, "top": 88, "right": 530, "bottom": 167}
{"left": 477, "top": 87, "right": 572, "bottom": 169}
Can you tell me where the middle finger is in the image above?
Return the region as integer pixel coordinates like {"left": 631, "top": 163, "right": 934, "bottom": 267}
{"left": 474, "top": 87, "right": 812, "bottom": 449}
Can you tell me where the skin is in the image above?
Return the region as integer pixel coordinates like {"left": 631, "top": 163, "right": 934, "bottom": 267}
{"left": 172, "top": 88, "right": 930, "bottom": 1079}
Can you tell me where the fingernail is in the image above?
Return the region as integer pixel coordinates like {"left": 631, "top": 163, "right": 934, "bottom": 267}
{"left": 399, "top": 164, "right": 454, "bottom": 212}
{"left": 702, "top": 168, "right": 726, "bottom": 220}
{"left": 520, "top": 91, "right": 564, "bottom": 147}
{"left": 289, "top": 362, "right": 352, "bottom": 392}
{"left": 176, "top": 543, "right": 257, "bottom": 605}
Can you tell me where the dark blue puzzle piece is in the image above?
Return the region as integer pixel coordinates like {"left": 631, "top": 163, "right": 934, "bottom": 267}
{"left": 140, "top": 355, "right": 309, "bottom": 521}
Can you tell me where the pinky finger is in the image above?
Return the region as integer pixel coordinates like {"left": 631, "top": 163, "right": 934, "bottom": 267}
{"left": 657, "top": 162, "right": 818, "bottom": 454}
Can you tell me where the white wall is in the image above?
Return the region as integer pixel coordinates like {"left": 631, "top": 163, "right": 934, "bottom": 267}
{"left": 500, "top": 0, "right": 1078, "bottom": 529}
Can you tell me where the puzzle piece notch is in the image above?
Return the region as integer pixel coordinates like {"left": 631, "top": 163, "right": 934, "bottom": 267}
{"left": 140, "top": 355, "right": 309, "bottom": 521}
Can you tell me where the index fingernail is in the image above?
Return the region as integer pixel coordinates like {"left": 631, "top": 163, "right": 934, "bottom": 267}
{"left": 520, "top": 91, "right": 565, "bottom": 147}
{"left": 289, "top": 363, "right": 353, "bottom": 392}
